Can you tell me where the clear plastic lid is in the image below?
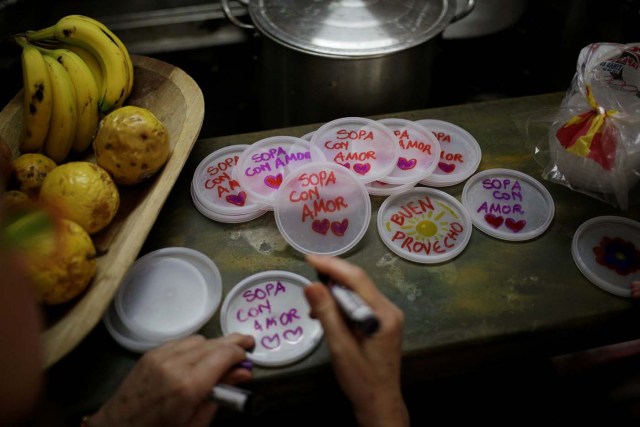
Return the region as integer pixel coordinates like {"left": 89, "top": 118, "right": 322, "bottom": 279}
{"left": 365, "top": 180, "right": 418, "bottom": 197}
{"left": 234, "top": 136, "right": 312, "bottom": 206}
{"left": 572, "top": 216, "right": 640, "bottom": 298}
{"left": 191, "top": 184, "right": 270, "bottom": 223}
{"left": 192, "top": 145, "right": 270, "bottom": 216}
{"left": 274, "top": 161, "right": 371, "bottom": 256}
{"left": 377, "top": 187, "right": 472, "bottom": 263}
{"left": 462, "top": 168, "right": 555, "bottom": 241}
{"left": 377, "top": 118, "right": 441, "bottom": 184}
{"left": 415, "top": 119, "right": 482, "bottom": 187}
{"left": 115, "top": 247, "right": 222, "bottom": 342}
{"left": 220, "top": 270, "right": 323, "bottom": 367}
{"left": 309, "top": 117, "right": 398, "bottom": 184}
{"left": 103, "top": 303, "right": 163, "bottom": 353}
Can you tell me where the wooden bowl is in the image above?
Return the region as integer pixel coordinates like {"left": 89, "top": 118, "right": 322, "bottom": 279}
{"left": 0, "top": 55, "right": 205, "bottom": 368}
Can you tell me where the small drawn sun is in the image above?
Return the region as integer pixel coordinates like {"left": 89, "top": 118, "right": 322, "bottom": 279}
{"left": 403, "top": 210, "right": 449, "bottom": 242}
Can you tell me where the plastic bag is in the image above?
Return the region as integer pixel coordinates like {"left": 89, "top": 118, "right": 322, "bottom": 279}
{"left": 530, "top": 42, "right": 640, "bottom": 210}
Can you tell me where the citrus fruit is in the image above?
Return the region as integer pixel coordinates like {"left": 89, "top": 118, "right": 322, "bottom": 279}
{"left": 25, "top": 218, "right": 97, "bottom": 305}
{"left": 93, "top": 105, "right": 170, "bottom": 185}
{"left": 39, "top": 162, "right": 119, "bottom": 234}
{"left": 12, "top": 153, "right": 57, "bottom": 198}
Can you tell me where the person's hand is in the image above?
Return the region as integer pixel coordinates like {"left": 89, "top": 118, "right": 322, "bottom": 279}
{"left": 632, "top": 281, "right": 640, "bottom": 299}
{"left": 88, "top": 333, "right": 254, "bottom": 427}
{"left": 304, "top": 254, "right": 409, "bottom": 427}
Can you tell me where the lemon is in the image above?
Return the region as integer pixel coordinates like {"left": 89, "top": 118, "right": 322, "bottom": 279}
{"left": 93, "top": 105, "right": 171, "bottom": 185}
{"left": 26, "top": 218, "right": 97, "bottom": 305}
{"left": 40, "top": 162, "right": 119, "bottom": 234}
{"left": 12, "top": 153, "right": 57, "bottom": 198}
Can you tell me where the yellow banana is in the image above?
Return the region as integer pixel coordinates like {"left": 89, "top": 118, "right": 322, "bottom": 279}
{"left": 26, "top": 15, "right": 130, "bottom": 113}
{"left": 49, "top": 48, "right": 100, "bottom": 153}
{"left": 58, "top": 43, "right": 103, "bottom": 96}
{"left": 42, "top": 55, "right": 77, "bottom": 163}
{"left": 67, "top": 15, "right": 133, "bottom": 101}
{"left": 19, "top": 44, "right": 52, "bottom": 153}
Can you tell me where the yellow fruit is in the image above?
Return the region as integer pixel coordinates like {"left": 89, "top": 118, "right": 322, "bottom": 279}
{"left": 26, "top": 218, "right": 97, "bottom": 305}
{"left": 3, "top": 190, "right": 31, "bottom": 210}
{"left": 93, "top": 106, "right": 170, "bottom": 185}
{"left": 12, "top": 153, "right": 57, "bottom": 199}
{"left": 39, "top": 162, "right": 119, "bottom": 234}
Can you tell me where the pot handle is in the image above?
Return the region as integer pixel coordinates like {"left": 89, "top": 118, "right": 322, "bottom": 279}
{"left": 451, "top": 0, "right": 476, "bottom": 23}
{"left": 221, "top": 0, "right": 255, "bottom": 30}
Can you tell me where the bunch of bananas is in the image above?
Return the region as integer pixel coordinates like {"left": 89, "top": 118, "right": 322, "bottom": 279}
{"left": 15, "top": 15, "right": 133, "bottom": 163}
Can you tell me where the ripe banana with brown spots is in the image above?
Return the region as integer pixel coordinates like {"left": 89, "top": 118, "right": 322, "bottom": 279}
{"left": 19, "top": 44, "right": 52, "bottom": 153}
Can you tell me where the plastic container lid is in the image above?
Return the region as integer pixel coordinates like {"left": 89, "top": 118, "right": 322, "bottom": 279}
{"left": 274, "top": 161, "right": 371, "bottom": 256}
{"left": 103, "top": 303, "right": 163, "bottom": 353}
{"left": 192, "top": 144, "right": 271, "bottom": 217}
{"left": 377, "top": 187, "right": 472, "bottom": 263}
{"left": 572, "top": 216, "right": 640, "bottom": 298}
{"left": 220, "top": 270, "right": 323, "bottom": 367}
{"left": 234, "top": 136, "right": 312, "bottom": 206}
{"left": 415, "top": 119, "right": 482, "bottom": 187}
{"left": 115, "top": 247, "right": 222, "bottom": 342}
{"left": 377, "top": 118, "right": 441, "bottom": 184}
{"left": 309, "top": 117, "right": 398, "bottom": 184}
{"left": 365, "top": 180, "right": 418, "bottom": 197}
{"left": 462, "top": 168, "right": 555, "bottom": 241}
{"left": 191, "top": 185, "right": 270, "bottom": 223}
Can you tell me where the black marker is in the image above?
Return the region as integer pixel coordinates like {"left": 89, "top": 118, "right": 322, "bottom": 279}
{"left": 207, "top": 384, "right": 255, "bottom": 413}
{"left": 317, "top": 272, "right": 380, "bottom": 336}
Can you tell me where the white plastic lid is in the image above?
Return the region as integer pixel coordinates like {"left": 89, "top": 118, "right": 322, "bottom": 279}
{"left": 115, "top": 247, "right": 222, "bottom": 342}
{"left": 377, "top": 187, "right": 472, "bottom": 263}
{"left": 192, "top": 145, "right": 270, "bottom": 216}
{"left": 377, "top": 118, "right": 441, "bottom": 184}
{"left": 309, "top": 117, "right": 398, "bottom": 184}
{"left": 415, "top": 119, "right": 482, "bottom": 187}
{"left": 572, "top": 216, "right": 640, "bottom": 298}
{"left": 462, "top": 168, "right": 555, "bottom": 241}
{"left": 365, "top": 180, "right": 418, "bottom": 197}
{"left": 220, "top": 270, "right": 323, "bottom": 367}
{"left": 234, "top": 136, "right": 312, "bottom": 206}
{"left": 191, "top": 184, "right": 270, "bottom": 223}
{"left": 274, "top": 161, "right": 371, "bottom": 256}
{"left": 103, "top": 303, "right": 163, "bottom": 353}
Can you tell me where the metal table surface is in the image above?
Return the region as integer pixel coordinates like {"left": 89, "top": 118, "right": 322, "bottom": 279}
{"left": 45, "top": 92, "right": 640, "bottom": 422}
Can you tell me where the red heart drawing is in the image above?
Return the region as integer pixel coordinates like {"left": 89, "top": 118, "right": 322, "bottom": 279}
{"left": 353, "top": 163, "right": 371, "bottom": 175}
{"left": 397, "top": 157, "right": 417, "bottom": 170}
{"left": 505, "top": 218, "right": 526, "bottom": 233}
{"left": 312, "top": 218, "right": 330, "bottom": 235}
{"left": 438, "top": 162, "right": 456, "bottom": 173}
{"left": 337, "top": 162, "right": 351, "bottom": 169}
{"left": 331, "top": 219, "right": 349, "bottom": 236}
{"left": 260, "top": 334, "right": 281, "bottom": 350}
{"left": 264, "top": 174, "right": 283, "bottom": 189}
{"left": 225, "top": 191, "right": 246, "bottom": 206}
{"left": 283, "top": 326, "right": 303, "bottom": 343}
{"left": 484, "top": 214, "right": 504, "bottom": 228}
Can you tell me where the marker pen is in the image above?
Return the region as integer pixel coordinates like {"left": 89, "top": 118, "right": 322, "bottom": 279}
{"left": 317, "top": 272, "right": 380, "bottom": 336}
{"left": 208, "top": 383, "right": 254, "bottom": 413}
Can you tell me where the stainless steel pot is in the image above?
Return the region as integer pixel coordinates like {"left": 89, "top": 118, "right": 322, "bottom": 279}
{"left": 222, "top": 0, "right": 475, "bottom": 128}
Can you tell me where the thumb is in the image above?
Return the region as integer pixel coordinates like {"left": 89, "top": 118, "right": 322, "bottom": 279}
{"left": 304, "top": 283, "right": 356, "bottom": 351}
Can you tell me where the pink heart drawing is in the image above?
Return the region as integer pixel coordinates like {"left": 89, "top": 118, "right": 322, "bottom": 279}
{"left": 260, "top": 334, "right": 281, "bottom": 350}
{"left": 505, "top": 218, "right": 526, "bottom": 233}
{"left": 331, "top": 219, "right": 349, "bottom": 236}
{"left": 353, "top": 163, "right": 371, "bottom": 175}
{"left": 397, "top": 157, "right": 417, "bottom": 170}
{"left": 312, "top": 218, "right": 330, "bottom": 235}
{"left": 283, "top": 327, "right": 303, "bottom": 343}
{"left": 225, "top": 191, "right": 246, "bottom": 207}
{"left": 337, "top": 162, "right": 351, "bottom": 169}
{"left": 484, "top": 214, "right": 504, "bottom": 229}
{"left": 438, "top": 162, "right": 456, "bottom": 174}
{"left": 264, "top": 174, "right": 283, "bottom": 189}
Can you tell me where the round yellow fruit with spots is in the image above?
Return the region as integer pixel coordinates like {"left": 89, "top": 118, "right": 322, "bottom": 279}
{"left": 26, "top": 218, "right": 97, "bottom": 305}
{"left": 12, "top": 153, "right": 57, "bottom": 198}
{"left": 93, "top": 105, "right": 170, "bottom": 186}
{"left": 39, "top": 162, "right": 119, "bottom": 234}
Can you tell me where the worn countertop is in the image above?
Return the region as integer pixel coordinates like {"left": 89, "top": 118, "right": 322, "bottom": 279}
{"left": 45, "top": 92, "right": 640, "bottom": 421}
